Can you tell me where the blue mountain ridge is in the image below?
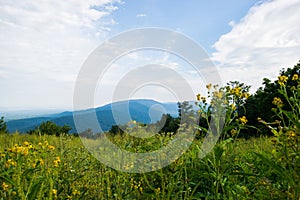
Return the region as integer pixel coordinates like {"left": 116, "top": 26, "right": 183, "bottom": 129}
{"left": 7, "top": 99, "right": 181, "bottom": 133}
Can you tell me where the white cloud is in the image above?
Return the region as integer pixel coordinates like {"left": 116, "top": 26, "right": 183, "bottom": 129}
{"left": 136, "top": 13, "right": 147, "bottom": 18}
{"left": 212, "top": 0, "right": 300, "bottom": 92}
{"left": 0, "top": 0, "right": 121, "bottom": 109}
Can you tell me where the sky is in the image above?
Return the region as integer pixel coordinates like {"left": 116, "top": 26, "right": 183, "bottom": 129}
{"left": 0, "top": 0, "right": 300, "bottom": 110}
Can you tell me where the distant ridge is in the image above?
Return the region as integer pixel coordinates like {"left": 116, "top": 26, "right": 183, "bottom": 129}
{"left": 7, "top": 99, "right": 179, "bottom": 133}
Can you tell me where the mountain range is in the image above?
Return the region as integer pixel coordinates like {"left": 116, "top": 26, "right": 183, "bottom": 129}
{"left": 6, "top": 99, "right": 180, "bottom": 133}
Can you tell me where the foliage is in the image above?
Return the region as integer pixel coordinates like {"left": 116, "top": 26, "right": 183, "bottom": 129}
{"left": 27, "top": 121, "right": 71, "bottom": 136}
{"left": 157, "top": 114, "right": 180, "bottom": 134}
{"left": 196, "top": 81, "right": 251, "bottom": 140}
{"left": 0, "top": 133, "right": 278, "bottom": 200}
{"left": 245, "top": 61, "right": 300, "bottom": 135}
{"left": 255, "top": 72, "right": 300, "bottom": 199}
{"left": 0, "top": 117, "right": 8, "bottom": 134}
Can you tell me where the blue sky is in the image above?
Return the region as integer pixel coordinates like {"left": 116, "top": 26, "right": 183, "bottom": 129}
{"left": 0, "top": 0, "right": 299, "bottom": 110}
{"left": 110, "top": 0, "right": 260, "bottom": 53}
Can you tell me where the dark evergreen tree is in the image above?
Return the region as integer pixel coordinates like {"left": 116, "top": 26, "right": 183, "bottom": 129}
{"left": 0, "top": 116, "right": 8, "bottom": 134}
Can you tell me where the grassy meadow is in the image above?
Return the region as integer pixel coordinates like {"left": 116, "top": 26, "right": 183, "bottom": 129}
{"left": 1, "top": 133, "right": 291, "bottom": 200}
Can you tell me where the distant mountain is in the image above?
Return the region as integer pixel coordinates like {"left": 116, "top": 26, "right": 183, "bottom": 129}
{"left": 7, "top": 99, "right": 179, "bottom": 133}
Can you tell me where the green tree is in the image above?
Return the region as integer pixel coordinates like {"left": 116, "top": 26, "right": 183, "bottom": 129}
{"left": 0, "top": 116, "right": 8, "bottom": 133}
{"left": 245, "top": 61, "right": 300, "bottom": 136}
{"left": 28, "top": 121, "right": 71, "bottom": 136}
{"left": 157, "top": 113, "right": 180, "bottom": 134}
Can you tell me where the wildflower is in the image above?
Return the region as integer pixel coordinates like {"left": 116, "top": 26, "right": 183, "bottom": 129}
{"left": 206, "top": 83, "right": 212, "bottom": 90}
{"left": 53, "top": 157, "right": 61, "bottom": 168}
{"left": 292, "top": 74, "right": 298, "bottom": 81}
{"left": 239, "top": 116, "right": 248, "bottom": 125}
{"left": 241, "top": 92, "right": 250, "bottom": 99}
{"left": 38, "top": 142, "right": 43, "bottom": 146}
{"left": 12, "top": 191, "right": 17, "bottom": 196}
{"left": 52, "top": 189, "right": 57, "bottom": 196}
{"left": 5, "top": 159, "right": 17, "bottom": 168}
{"left": 23, "top": 141, "right": 29, "bottom": 146}
{"left": 231, "top": 129, "right": 237, "bottom": 136}
{"left": 196, "top": 94, "right": 201, "bottom": 101}
{"left": 278, "top": 75, "right": 288, "bottom": 86}
{"left": 230, "top": 104, "right": 236, "bottom": 110}
{"left": 2, "top": 182, "right": 9, "bottom": 192}
{"left": 48, "top": 145, "right": 55, "bottom": 150}
{"left": 72, "top": 189, "right": 80, "bottom": 195}
{"left": 287, "top": 130, "right": 296, "bottom": 138}
{"left": 22, "top": 148, "right": 29, "bottom": 156}
{"left": 155, "top": 187, "right": 161, "bottom": 194}
{"left": 272, "top": 97, "right": 284, "bottom": 107}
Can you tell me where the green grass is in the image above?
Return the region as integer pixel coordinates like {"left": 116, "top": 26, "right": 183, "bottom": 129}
{"left": 1, "top": 132, "right": 298, "bottom": 200}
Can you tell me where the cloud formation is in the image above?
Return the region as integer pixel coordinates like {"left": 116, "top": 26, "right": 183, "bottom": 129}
{"left": 212, "top": 0, "right": 300, "bottom": 92}
{"left": 0, "top": 0, "right": 121, "bottom": 109}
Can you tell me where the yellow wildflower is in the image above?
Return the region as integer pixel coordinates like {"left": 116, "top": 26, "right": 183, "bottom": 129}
{"left": 239, "top": 116, "right": 248, "bottom": 125}
{"left": 242, "top": 92, "right": 250, "bottom": 99}
{"left": 196, "top": 94, "right": 201, "bottom": 101}
{"left": 23, "top": 141, "right": 29, "bottom": 146}
{"left": 48, "top": 145, "right": 55, "bottom": 150}
{"left": 231, "top": 129, "right": 237, "bottom": 136}
{"left": 52, "top": 189, "right": 57, "bottom": 196}
{"left": 72, "top": 189, "right": 80, "bottom": 195}
{"left": 206, "top": 83, "right": 212, "bottom": 90}
{"left": 287, "top": 130, "right": 296, "bottom": 138}
{"left": 272, "top": 97, "right": 283, "bottom": 107}
{"left": 2, "top": 182, "right": 9, "bottom": 192}
{"left": 292, "top": 74, "right": 298, "bottom": 81}
{"left": 155, "top": 187, "right": 161, "bottom": 194}
{"left": 278, "top": 75, "right": 288, "bottom": 86}
{"left": 22, "top": 148, "right": 29, "bottom": 156}
{"left": 53, "top": 157, "right": 61, "bottom": 168}
{"left": 5, "top": 159, "right": 17, "bottom": 168}
{"left": 230, "top": 104, "right": 236, "bottom": 110}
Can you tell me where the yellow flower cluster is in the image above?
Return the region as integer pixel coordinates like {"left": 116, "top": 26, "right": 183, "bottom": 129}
{"left": 5, "top": 159, "right": 17, "bottom": 168}
{"left": 130, "top": 178, "right": 143, "bottom": 193}
{"left": 272, "top": 97, "right": 284, "bottom": 107}
{"left": 287, "top": 130, "right": 296, "bottom": 138}
{"left": 2, "top": 182, "right": 9, "bottom": 192}
{"left": 72, "top": 189, "right": 81, "bottom": 196}
{"left": 206, "top": 84, "right": 212, "bottom": 90}
{"left": 231, "top": 129, "right": 238, "bottom": 136}
{"left": 8, "top": 142, "right": 33, "bottom": 156}
{"left": 292, "top": 74, "right": 298, "bottom": 81}
{"left": 230, "top": 87, "right": 242, "bottom": 96}
{"left": 278, "top": 75, "right": 288, "bottom": 86}
{"left": 53, "top": 157, "right": 61, "bottom": 168}
{"left": 48, "top": 145, "right": 55, "bottom": 150}
{"left": 196, "top": 94, "right": 201, "bottom": 101}
{"left": 229, "top": 87, "right": 250, "bottom": 99}
{"left": 239, "top": 116, "right": 248, "bottom": 125}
